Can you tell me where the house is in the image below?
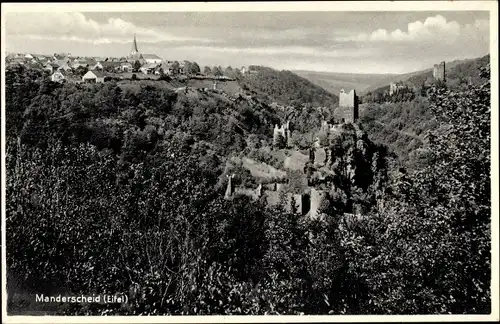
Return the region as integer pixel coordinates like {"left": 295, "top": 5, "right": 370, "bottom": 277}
{"left": 241, "top": 65, "right": 258, "bottom": 74}
{"left": 24, "top": 53, "right": 34, "bottom": 59}
{"left": 120, "top": 62, "right": 133, "bottom": 72}
{"left": 50, "top": 70, "right": 79, "bottom": 83}
{"left": 50, "top": 70, "right": 67, "bottom": 83}
{"left": 53, "top": 53, "right": 71, "bottom": 61}
{"left": 163, "top": 62, "right": 175, "bottom": 76}
{"left": 7, "top": 61, "right": 24, "bottom": 69}
{"left": 154, "top": 65, "right": 163, "bottom": 75}
{"left": 163, "top": 62, "right": 185, "bottom": 76}
{"left": 94, "top": 61, "right": 121, "bottom": 72}
{"left": 82, "top": 70, "right": 108, "bottom": 83}
{"left": 140, "top": 63, "right": 159, "bottom": 75}
{"left": 44, "top": 62, "right": 60, "bottom": 73}
{"left": 55, "top": 60, "right": 72, "bottom": 72}
{"left": 36, "top": 55, "right": 51, "bottom": 63}
{"left": 72, "top": 58, "right": 97, "bottom": 69}
{"left": 141, "top": 54, "right": 163, "bottom": 64}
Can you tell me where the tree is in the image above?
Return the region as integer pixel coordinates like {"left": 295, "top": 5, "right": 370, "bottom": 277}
{"left": 212, "top": 66, "right": 223, "bottom": 77}
{"left": 273, "top": 133, "right": 286, "bottom": 149}
{"left": 171, "top": 61, "right": 180, "bottom": 76}
{"left": 133, "top": 60, "right": 142, "bottom": 72}
{"left": 190, "top": 62, "right": 201, "bottom": 75}
{"left": 74, "top": 65, "right": 89, "bottom": 77}
{"left": 183, "top": 61, "right": 192, "bottom": 75}
{"left": 203, "top": 66, "right": 212, "bottom": 75}
{"left": 340, "top": 64, "right": 491, "bottom": 314}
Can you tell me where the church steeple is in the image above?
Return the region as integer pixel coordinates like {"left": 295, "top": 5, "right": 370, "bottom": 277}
{"left": 131, "top": 34, "right": 139, "bottom": 55}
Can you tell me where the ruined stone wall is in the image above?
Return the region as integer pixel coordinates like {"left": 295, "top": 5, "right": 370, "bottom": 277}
{"left": 339, "top": 89, "right": 356, "bottom": 108}
{"left": 433, "top": 61, "right": 445, "bottom": 81}
{"left": 309, "top": 188, "right": 329, "bottom": 220}
{"left": 284, "top": 193, "right": 304, "bottom": 214}
{"left": 389, "top": 82, "right": 406, "bottom": 95}
{"left": 273, "top": 121, "right": 292, "bottom": 148}
{"left": 224, "top": 175, "right": 262, "bottom": 201}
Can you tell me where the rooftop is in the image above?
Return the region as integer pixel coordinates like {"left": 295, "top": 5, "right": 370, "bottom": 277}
{"left": 142, "top": 54, "right": 162, "bottom": 60}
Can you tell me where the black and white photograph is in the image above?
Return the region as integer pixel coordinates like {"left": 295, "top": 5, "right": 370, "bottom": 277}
{"left": 1, "top": 1, "right": 498, "bottom": 322}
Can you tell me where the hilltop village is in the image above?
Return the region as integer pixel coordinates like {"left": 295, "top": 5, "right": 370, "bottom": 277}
{"left": 5, "top": 34, "right": 255, "bottom": 87}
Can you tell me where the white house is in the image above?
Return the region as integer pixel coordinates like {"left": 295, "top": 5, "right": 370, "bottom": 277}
{"left": 140, "top": 63, "right": 159, "bottom": 75}
{"left": 94, "top": 61, "right": 121, "bottom": 72}
{"left": 82, "top": 70, "right": 107, "bottom": 83}
{"left": 72, "top": 58, "right": 97, "bottom": 70}
{"left": 120, "top": 62, "right": 133, "bottom": 72}
{"left": 51, "top": 70, "right": 67, "bottom": 83}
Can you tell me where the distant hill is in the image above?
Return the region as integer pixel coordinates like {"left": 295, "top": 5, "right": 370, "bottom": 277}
{"left": 238, "top": 66, "right": 338, "bottom": 108}
{"left": 357, "top": 54, "right": 490, "bottom": 171}
{"left": 366, "top": 54, "right": 490, "bottom": 96}
{"left": 293, "top": 70, "right": 400, "bottom": 96}
{"left": 294, "top": 55, "right": 490, "bottom": 96}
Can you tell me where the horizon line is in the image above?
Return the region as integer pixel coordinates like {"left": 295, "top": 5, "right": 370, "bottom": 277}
{"left": 5, "top": 50, "right": 490, "bottom": 76}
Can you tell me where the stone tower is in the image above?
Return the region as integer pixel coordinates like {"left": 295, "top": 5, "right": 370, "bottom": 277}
{"left": 224, "top": 174, "right": 235, "bottom": 199}
{"left": 336, "top": 89, "right": 359, "bottom": 123}
{"left": 433, "top": 61, "right": 446, "bottom": 81}
{"left": 309, "top": 188, "right": 329, "bottom": 220}
{"left": 273, "top": 121, "right": 292, "bottom": 148}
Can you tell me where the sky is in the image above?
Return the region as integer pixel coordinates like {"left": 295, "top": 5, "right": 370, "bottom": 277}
{"left": 4, "top": 10, "right": 491, "bottom": 74}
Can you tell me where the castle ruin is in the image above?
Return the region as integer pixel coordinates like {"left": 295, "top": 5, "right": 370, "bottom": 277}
{"left": 433, "top": 61, "right": 446, "bottom": 81}
{"left": 389, "top": 82, "right": 406, "bottom": 95}
{"left": 225, "top": 174, "right": 263, "bottom": 201}
{"left": 273, "top": 121, "right": 292, "bottom": 148}
{"left": 224, "top": 86, "right": 366, "bottom": 221}
{"left": 335, "top": 89, "right": 359, "bottom": 124}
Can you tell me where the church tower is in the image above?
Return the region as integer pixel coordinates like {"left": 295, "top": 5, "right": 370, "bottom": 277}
{"left": 130, "top": 34, "right": 139, "bottom": 56}
{"left": 128, "top": 34, "right": 142, "bottom": 62}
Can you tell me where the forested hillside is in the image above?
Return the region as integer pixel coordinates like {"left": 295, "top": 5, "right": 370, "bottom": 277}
{"left": 5, "top": 60, "right": 491, "bottom": 316}
{"left": 238, "top": 66, "right": 339, "bottom": 107}
{"left": 365, "top": 55, "right": 490, "bottom": 98}
{"left": 359, "top": 55, "right": 490, "bottom": 170}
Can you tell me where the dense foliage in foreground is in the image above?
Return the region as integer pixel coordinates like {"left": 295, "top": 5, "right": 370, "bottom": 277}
{"left": 5, "top": 63, "right": 491, "bottom": 315}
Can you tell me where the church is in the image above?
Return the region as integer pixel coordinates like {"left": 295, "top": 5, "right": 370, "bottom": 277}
{"left": 127, "top": 34, "right": 163, "bottom": 64}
